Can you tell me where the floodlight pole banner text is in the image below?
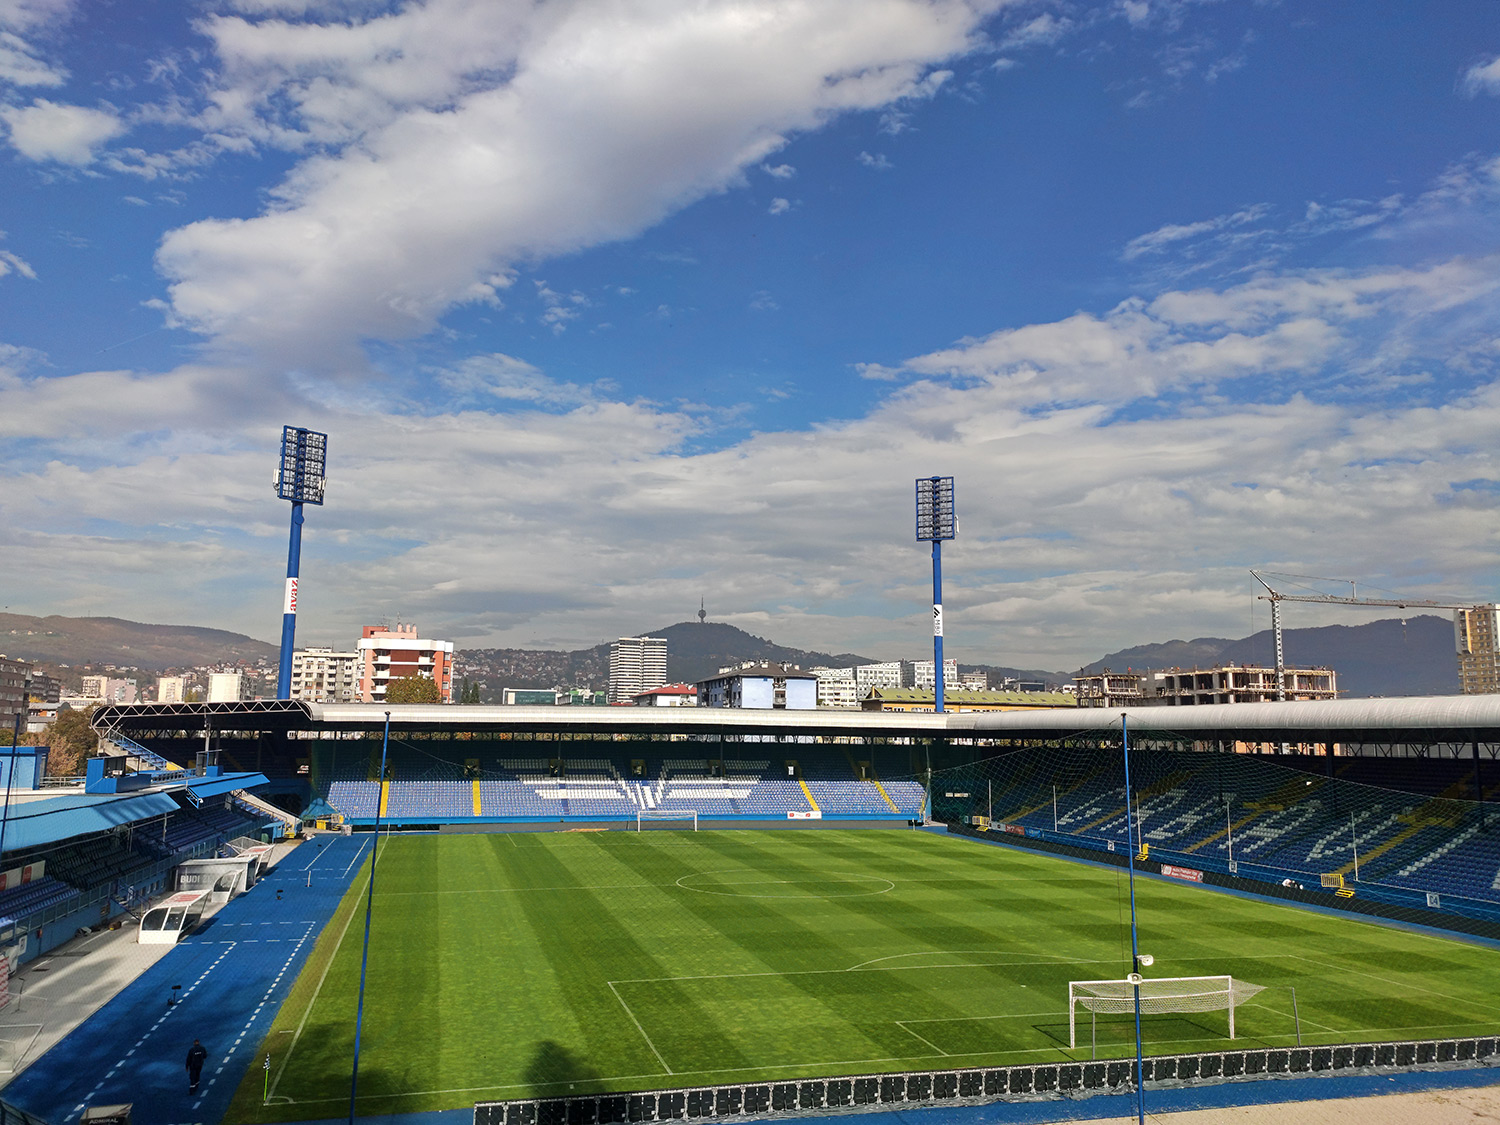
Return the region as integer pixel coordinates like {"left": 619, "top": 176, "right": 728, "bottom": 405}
{"left": 915, "top": 476, "right": 956, "bottom": 714}
{"left": 275, "top": 425, "right": 328, "bottom": 699}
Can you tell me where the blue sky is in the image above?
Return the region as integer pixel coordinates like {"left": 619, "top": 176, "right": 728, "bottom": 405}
{"left": 3, "top": 0, "right": 1500, "bottom": 672}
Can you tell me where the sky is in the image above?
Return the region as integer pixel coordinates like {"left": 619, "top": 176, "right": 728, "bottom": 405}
{"left": 2, "top": 0, "right": 1500, "bottom": 674}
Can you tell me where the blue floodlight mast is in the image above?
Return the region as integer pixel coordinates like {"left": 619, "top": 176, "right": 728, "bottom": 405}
{"left": 275, "top": 426, "right": 328, "bottom": 699}
{"left": 915, "top": 476, "right": 956, "bottom": 713}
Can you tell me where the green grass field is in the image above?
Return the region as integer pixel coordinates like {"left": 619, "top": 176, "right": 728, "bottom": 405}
{"left": 227, "top": 829, "right": 1500, "bottom": 1121}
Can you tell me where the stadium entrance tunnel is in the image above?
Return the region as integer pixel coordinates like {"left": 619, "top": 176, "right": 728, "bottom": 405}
{"left": 473, "top": 1037, "right": 1499, "bottom": 1124}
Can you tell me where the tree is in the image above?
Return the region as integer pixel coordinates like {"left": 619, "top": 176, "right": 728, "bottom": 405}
{"left": 384, "top": 675, "right": 441, "bottom": 705}
{"left": 44, "top": 704, "right": 98, "bottom": 775}
{"left": 459, "top": 681, "right": 482, "bottom": 705}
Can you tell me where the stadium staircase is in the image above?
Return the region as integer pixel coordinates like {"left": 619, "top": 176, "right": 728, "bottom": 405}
{"left": 98, "top": 729, "right": 181, "bottom": 772}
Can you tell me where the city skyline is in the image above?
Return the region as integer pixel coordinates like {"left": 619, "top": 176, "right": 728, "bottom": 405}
{"left": 2, "top": 2, "right": 1499, "bottom": 670}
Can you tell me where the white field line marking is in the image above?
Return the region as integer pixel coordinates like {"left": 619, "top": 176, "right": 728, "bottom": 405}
{"left": 1289, "top": 953, "right": 1500, "bottom": 1017}
{"left": 269, "top": 881, "right": 366, "bottom": 1099}
{"left": 892, "top": 1022, "right": 950, "bottom": 1056}
{"left": 341, "top": 838, "right": 371, "bottom": 877}
{"left": 845, "top": 950, "right": 1084, "bottom": 971}
{"left": 282, "top": 1015, "right": 1391, "bottom": 1109}
{"left": 606, "top": 982, "right": 673, "bottom": 1076}
{"left": 610, "top": 958, "right": 1112, "bottom": 987}
{"left": 287, "top": 1029, "right": 1276, "bottom": 1109}
{"left": 1242, "top": 1001, "right": 1340, "bottom": 1034}
{"left": 379, "top": 882, "right": 666, "bottom": 897}
{"left": 898, "top": 1011, "right": 1082, "bottom": 1025}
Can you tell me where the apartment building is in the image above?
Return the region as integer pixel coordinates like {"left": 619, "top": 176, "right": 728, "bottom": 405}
{"left": 357, "top": 624, "right": 455, "bottom": 703}
{"left": 291, "top": 648, "right": 361, "bottom": 704}
{"left": 607, "top": 637, "right": 667, "bottom": 704}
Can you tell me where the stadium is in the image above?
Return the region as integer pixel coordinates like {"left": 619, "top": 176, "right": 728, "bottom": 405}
{"left": 0, "top": 695, "right": 1496, "bottom": 1125}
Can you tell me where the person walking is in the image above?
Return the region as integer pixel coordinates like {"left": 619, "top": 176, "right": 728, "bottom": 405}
{"left": 186, "top": 1039, "right": 208, "bottom": 1093}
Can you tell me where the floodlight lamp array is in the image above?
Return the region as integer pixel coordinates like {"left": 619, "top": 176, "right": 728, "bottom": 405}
{"left": 915, "top": 476, "right": 956, "bottom": 541}
{"left": 276, "top": 425, "right": 328, "bottom": 505}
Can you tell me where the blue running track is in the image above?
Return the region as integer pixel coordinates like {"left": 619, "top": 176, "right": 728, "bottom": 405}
{"left": 3, "top": 834, "right": 371, "bottom": 1125}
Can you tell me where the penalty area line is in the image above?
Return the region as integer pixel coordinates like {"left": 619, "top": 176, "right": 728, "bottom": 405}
{"left": 607, "top": 981, "right": 674, "bottom": 1076}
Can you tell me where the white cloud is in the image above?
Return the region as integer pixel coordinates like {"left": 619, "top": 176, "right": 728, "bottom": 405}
{"left": 432, "top": 353, "right": 591, "bottom": 406}
{"left": 0, "top": 0, "right": 72, "bottom": 86}
{"left": 1462, "top": 54, "right": 1500, "bottom": 97}
{"left": 767, "top": 197, "right": 791, "bottom": 215}
{"left": 156, "top": 0, "right": 993, "bottom": 366}
{"left": 7, "top": 252, "right": 1500, "bottom": 668}
{"left": 761, "top": 162, "right": 795, "bottom": 178}
{"left": 0, "top": 231, "right": 35, "bottom": 279}
{"left": 1, "top": 98, "right": 125, "bottom": 164}
{"left": 1122, "top": 204, "right": 1269, "bottom": 260}
{"left": 857, "top": 150, "right": 892, "bottom": 169}
{"left": 999, "top": 12, "right": 1070, "bottom": 49}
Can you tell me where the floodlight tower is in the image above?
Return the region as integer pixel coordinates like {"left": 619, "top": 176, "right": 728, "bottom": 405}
{"left": 915, "top": 476, "right": 956, "bottom": 713}
{"left": 274, "top": 426, "right": 328, "bottom": 699}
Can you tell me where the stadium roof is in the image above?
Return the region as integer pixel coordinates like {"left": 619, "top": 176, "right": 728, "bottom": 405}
{"left": 183, "top": 773, "right": 270, "bottom": 804}
{"left": 0, "top": 791, "right": 180, "bottom": 852}
{"left": 968, "top": 696, "right": 1500, "bottom": 744}
{"left": 92, "top": 694, "right": 1500, "bottom": 746}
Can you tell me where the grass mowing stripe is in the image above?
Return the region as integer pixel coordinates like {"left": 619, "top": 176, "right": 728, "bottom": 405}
{"left": 223, "top": 830, "right": 1500, "bottom": 1123}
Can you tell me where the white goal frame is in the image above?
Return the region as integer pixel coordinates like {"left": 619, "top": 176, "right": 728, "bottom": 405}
{"left": 636, "top": 809, "right": 698, "bottom": 831}
{"left": 1068, "top": 975, "right": 1264, "bottom": 1050}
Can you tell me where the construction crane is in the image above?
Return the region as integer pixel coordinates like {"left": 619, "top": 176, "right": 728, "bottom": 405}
{"left": 1250, "top": 571, "right": 1474, "bottom": 700}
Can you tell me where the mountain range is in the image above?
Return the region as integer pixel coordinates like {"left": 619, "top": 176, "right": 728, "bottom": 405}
{"left": 0, "top": 611, "right": 1462, "bottom": 699}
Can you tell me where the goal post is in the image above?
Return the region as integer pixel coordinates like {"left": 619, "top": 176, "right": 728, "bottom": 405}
{"left": 1068, "top": 975, "right": 1265, "bottom": 1048}
{"left": 636, "top": 809, "right": 698, "bottom": 831}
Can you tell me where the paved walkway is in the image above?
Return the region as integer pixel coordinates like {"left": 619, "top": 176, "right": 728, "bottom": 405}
{"left": 0, "top": 834, "right": 370, "bottom": 1125}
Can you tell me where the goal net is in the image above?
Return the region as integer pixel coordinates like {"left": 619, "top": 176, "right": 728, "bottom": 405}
{"left": 1068, "top": 975, "right": 1264, "bottom": 1048}
{"left": 636, "top": 809, "right": 698, "bottom": 831}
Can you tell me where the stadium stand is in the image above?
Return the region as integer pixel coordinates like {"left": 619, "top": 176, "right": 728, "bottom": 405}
{"left": 937, "top": 745, "right": 1500, "bottom": 909}
{"left": 310, "top": 741, "right": 925, "bottom": 823}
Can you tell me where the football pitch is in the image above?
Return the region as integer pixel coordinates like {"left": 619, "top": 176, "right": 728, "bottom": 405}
{"left": 228, "top": 829, "right": 1500, "bottom": 1120}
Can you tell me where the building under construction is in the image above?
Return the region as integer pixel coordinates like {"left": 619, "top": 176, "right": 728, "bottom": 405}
{"left": 1456, "top": 604, "right": 1500, "bottom": 695}
{"left": 1076, "top": 663, "right": 1338, "bottom": 707}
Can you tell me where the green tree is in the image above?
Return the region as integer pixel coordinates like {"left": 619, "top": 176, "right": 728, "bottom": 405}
{"left": 45, "top": 704, "right": 98, "bottom": 775}
{"left": 384, "top": 675, "right": 442, "bottom": 705}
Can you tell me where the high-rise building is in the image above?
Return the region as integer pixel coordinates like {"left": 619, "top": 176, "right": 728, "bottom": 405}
{"left": 1456, "top": 605, "right": 1500, "bottom": 694}
{"left": 854, "top": 662, "right": 902, "bottom": 694}
{"left": 357, "top": 624, "right": 455, "bottom": 703}
{"left": 155, "top": 676, "right": 186, "bottom": 704}
{"left": 0, "top": 657, "right": 30, "bottom": 733}
{"left": 608, "top": 637, "right": 667, "bottom": 703}
{"left": 80, "top": 675, "right": 137, "bottom": 704}
{"left": 207, "top": 672, "right": 243, "bottom": 703}
{"left": 810, "top": 667, "right": 859, "bottom": 708}
{"left": 910, "top": 659, "right": 959, "bottom": 691}
{"left": 291, "top": 648, "right": 361, "bottom": 704}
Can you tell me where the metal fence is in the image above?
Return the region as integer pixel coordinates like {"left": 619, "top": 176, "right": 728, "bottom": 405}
{"left": 474, "top": 1036, "right": 1498, "bottom": 1124}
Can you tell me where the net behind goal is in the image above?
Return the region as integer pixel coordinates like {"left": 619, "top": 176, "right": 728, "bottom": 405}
{"left": 1068, "top": 975, "right": 1264, "bottom": 1048}
{"left": 636, "top": 809, "right": 698, "bottom": 831}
